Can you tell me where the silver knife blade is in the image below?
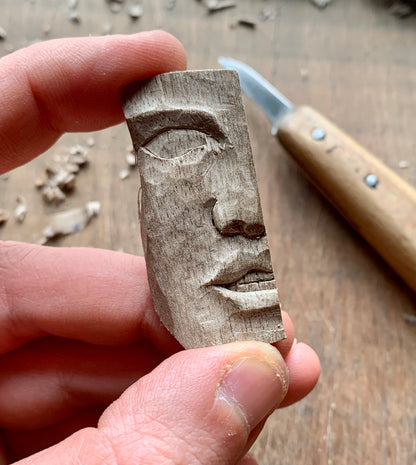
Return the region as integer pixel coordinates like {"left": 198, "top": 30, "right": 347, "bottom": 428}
{"left": 218, "top": 57, "right": 293, "bottom": 134}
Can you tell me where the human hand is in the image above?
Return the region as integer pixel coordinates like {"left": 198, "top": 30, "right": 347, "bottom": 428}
{"left": 0, "top": 31, "right": 320, "bottom": 464}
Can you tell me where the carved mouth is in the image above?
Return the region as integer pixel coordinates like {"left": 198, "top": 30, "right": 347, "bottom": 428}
{"left": 222, "top": 270, "right": 276, "bottom": 292}
{"left": 209, "top": 269, "right": 280, "bottom": 312}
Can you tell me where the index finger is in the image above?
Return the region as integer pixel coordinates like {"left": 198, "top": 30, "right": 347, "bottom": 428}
{"left": 0, "top": 31, "right": 186, "bottom": 174}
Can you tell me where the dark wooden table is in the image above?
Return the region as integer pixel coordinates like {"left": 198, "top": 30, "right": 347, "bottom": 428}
{"left": 1, "top": 1, "right": 415, "bottom": 463}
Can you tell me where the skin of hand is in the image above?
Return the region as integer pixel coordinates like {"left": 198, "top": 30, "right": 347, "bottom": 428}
{"left": 0, "top": 31, "right": 320, "bottom": 465}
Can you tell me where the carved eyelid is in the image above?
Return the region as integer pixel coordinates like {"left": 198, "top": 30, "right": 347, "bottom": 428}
{"left": 142, "top": 127, "right": 218, "bottom": 147}
{"left": 129, "top": 108, "right": 227, "bottom": 148}
{"left": 142, "top": 128, "right": 219, "bottom": 160}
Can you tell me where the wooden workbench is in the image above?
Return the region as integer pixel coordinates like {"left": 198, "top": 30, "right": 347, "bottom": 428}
{"left": 1, "top": 1, "right": 415, "bottom": 463}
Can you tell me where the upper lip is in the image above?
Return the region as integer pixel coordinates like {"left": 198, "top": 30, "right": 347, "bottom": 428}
{"left": 205, "top": 248, "right": 274, "bottom": 288}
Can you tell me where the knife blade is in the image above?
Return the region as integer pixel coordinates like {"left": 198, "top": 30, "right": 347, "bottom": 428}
{"left": 219, "top": 56, "right": 416, "bottom": 292}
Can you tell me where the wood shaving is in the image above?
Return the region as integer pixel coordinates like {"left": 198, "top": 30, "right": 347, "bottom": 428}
{"left": 260, "top": 8, "right": 277, "bottom": 22}
{"left": 300, "top": 67, "right": 309, "bottom": 80}
{"left": 309, "top": 0, "right": 333, "bottom": 9}
{"left": 107, "top": 0, "right": 125, "bottom": 14}
{"left": 119, "top": 169, "right": 130, "bottom": 180}
{"left": 86, "top": 136, "right": 95, "bottom": 147}
{"left": 36, "top": 144, "right": 89, "bottom": 204}
{"left": 126, "top": 153, "right": 136, "bottom": 167}
{"left": 203, "top": 0, "right": 236, "bottom": 13}
{"left": 0, "top": 209, "right": 10, "bottom": 225}
{"left": 230, "top": 16, "right": 258, "bottom": 28}
{"left": 398, "top": 160, "right": 410, "bottom": 169}
{"left": 0, "top": 26, "right": 7, "bottom": 40}
{"left": 128, "top": 3, "right": 143, "bottom": 19}
{"left": 14, "top": 196, "right": 27, "bottom": 223}
{"left": 68, "top": 10, "right": 81, "bottom": 23}
{"left": 42, "top": 185, "right": 67, "bottom": 204}
{"left": 40, "top": 201, "right": 100, "bottom": 243}
{"left": 42, "top": 24, "right": 51, "bottom": 35}
{"left": 102, "top": 22, "right": 113, "bottom": 35}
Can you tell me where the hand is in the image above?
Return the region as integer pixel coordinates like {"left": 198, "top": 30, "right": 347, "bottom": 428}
{"left": 0, "top": 31, "right": 320, "bottom": 465}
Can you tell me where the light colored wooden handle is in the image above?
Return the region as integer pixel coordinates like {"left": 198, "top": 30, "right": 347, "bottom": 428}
{"left": 277, "top": 105, "right": 416, "bottom": 292}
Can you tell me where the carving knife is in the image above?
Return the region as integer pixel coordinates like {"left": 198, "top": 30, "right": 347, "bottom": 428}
{"left": 219, "top": 57, "right": 416, "bottom": 292}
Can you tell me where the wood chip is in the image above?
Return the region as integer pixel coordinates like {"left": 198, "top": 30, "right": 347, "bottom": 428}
{"left": 0, "top": 209, "right": 10, "bottom": 225}
{"left": 119, "top": 169, "right": 130, "bottom": 180}
{"left": 128, "top": 3, "right": 143, "bottom": 19}
{"left": 260, "top": 8, "right": 276, "bottom": 22}
{"left": 231, "top": 16, "right": 258, "bottom": 28}
{"left": 107, "top": 0, "right": 124, "bottom": 13}
{"left": 42, "top": 201, "right": 100, "bottom": 241}
{"left": 0, "top": 26, "right": 7, "bottom": 40}
{"left": 68, "top": 10, "right": 81, "bottom": 23}
{"left": 309, "top": 0, "right": 333, "bottom": 9}
{"left": 86, "top": 136, "right": 95, "bottom": 147}
{"left": 42, "top": 185, "right": 67, "bottom": 204}
{"left": 42, "top": 24, "right": 51, "bottom": 35}
{"left": 14, "top": 196, "right": 27, "bottom": 223}
{"left": 45, "top": 166, "right": 76, "bottom": 191}
{"left": 69, "top": 145, "right": 89, "bottom": 165}
{"left": 204, "top": 0, "right": 236, "bottom": 13}
{"left": 126, "top": 153, "right": 136, "bottom": 167}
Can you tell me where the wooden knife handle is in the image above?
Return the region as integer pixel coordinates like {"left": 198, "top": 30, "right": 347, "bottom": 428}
{"left": 277, "top": 105, "right": 416, "bottom": 292}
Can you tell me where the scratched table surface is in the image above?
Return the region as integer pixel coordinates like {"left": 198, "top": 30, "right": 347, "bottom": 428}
{"left": 1, "top": 1, "right": 415, "bottom": 464}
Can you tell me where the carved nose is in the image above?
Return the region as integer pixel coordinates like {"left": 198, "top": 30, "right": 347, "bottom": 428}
{"left": 212, "top": 199, "right": 265, "bottom": 239}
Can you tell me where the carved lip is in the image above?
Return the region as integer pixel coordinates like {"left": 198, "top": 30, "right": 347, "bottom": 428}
{"left": 206, "top": 253, "right": 280, "bottom": 311}
{"left": 221, "top": 270, "right": 276, "bottom": 292}
{"left": 211, "top": 284, "right": 279, "bottom": 312}
{"left": 205, "top": 249, "right": 275, "bottom": 290}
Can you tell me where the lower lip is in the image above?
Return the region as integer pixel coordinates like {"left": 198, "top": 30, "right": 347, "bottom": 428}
{"left": 212, "top": 286, "right": 280, "bottom": 312}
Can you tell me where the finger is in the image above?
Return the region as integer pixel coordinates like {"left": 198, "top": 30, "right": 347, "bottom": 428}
{"left": 0, "top": 241, "right": 296, "bottom": 356}
{"left": 0, "top": 336, "right": 165, "bottom": 430}
{"left": 3, "top": 407, "right": 103, "bottom": 463}
{"left": 273, "top": 311, "right": 294, "bottom": 359}
{"left": 279, "top": 341, "right": 320, "bottom": 407}
{"left": 0, "top": 434, "right": 6, "bottom": 465}
{"left": 16, "top": 342, "right": 289, "bottom": 465}
{"left": 236, "top": 454, "right": 259, "bottom": 465}
{"left": 0, "top": 31, "right": 186, "bottom": 173}
{"left": 0, "top": 241, "right": 179, "bottom": 354}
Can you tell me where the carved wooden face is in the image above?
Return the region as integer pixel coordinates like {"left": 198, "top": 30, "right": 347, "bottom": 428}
{"left": 123, "top": 70, "right": 285, "bottom": 349}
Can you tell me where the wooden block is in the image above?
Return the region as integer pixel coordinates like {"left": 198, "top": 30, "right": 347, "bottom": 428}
{"left": 123, "top": 69, "right": 286, "bottom": 349}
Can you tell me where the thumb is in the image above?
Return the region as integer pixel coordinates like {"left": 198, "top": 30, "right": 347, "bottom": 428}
{"left": 21, "top": 342, "right": 288, "bottom": 465}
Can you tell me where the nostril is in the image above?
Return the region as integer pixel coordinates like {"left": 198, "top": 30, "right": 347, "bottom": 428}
{"left": 211, "top": 199, "right": 265, "bottom": 239}
{"left": 222, "top": 220, "right": 244, "bottom": 236}
{"left": 244, "top": 223, "right": 265, "bottom": 239}
{"left": 221, "top": 220, "right": 265, "bottom": 239}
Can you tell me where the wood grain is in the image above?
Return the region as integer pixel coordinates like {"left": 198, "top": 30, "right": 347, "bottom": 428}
{"left": 1, "top": 0, "right": 415, "bottom": 464}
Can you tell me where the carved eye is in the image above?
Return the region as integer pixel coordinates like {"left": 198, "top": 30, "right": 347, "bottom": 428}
{"left": 143, "top": 129, "right": 217, "bottom": 160}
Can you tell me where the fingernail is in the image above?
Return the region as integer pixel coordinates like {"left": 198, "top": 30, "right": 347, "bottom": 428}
{"left": 218, "top": 353, "right": 288, "bottom": 430}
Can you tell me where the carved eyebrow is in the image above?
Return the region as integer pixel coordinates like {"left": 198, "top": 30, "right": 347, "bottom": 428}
{"left": 126, "top": 108, "right": 227, "bottom": 148}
